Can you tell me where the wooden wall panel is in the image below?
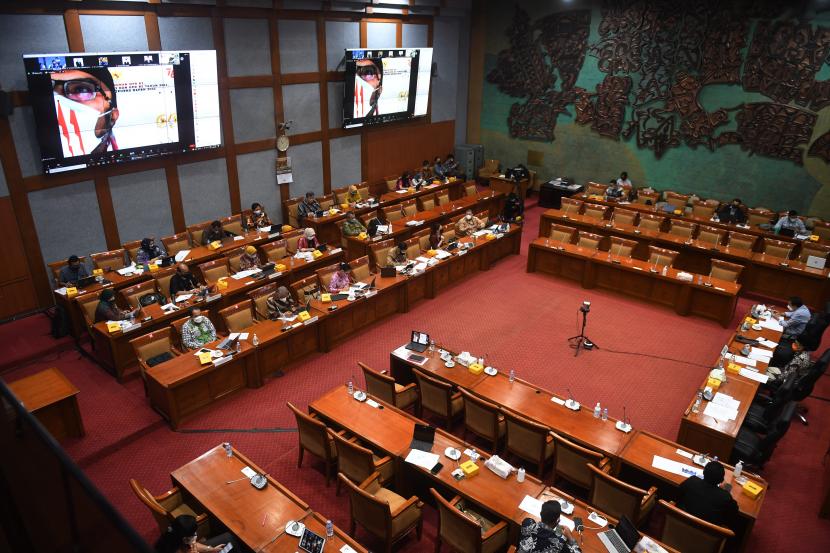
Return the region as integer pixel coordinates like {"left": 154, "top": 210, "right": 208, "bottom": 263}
{"left": 364, "top": 120, "right": 455, "bottom": 182}
{"left": 0, "top": 198, "right": 38, "bottom": 319}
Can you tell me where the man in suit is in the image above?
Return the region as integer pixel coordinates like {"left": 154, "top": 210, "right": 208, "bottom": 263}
{"left": 716, "top": 198, "right": 747, "bottom": 225}
{"left": 678, "top": 461, "right": 738, "bottom": 529}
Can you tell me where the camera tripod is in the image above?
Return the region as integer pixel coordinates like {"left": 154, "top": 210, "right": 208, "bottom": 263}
{"left": 568, "top": 303, "right": 599, "bottom": 357}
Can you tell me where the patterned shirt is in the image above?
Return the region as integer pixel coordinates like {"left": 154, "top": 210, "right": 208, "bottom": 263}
{"left": 181, "top": 318, "right": 217, "bottom": 350}
{"left": 329, "top": 271, "right": 351, "bottom": 292}
{"left": 297, "top": 199, "right": 321, "bottom": 224}
{"left": 238, "top": 252, "right": 259, "bottom": 271}
{"left": 455, "top": 215, "right": 485, "bottom": 236}
{"left": 342, "top": 218, "right": 366, "bottom": 237}
{"left": 518, "top": 519, "right": 579, "bottom": 553}
{"left": 136, "top": 244, "right": 166, "bottom": 265}
{"left": 386, "top": 248, "right": 408, "bottom": 266}
{"left": 266, "top": 294, "right": 297, "bottom": 319}
{"left": 245, "top": 210, "right": 272, "bottom": 229}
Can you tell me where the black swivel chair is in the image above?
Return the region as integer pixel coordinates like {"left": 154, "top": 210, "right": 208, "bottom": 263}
{"left": 731, "top": 401, "right": 797, "bottom": 469}
{"left": 791, "top": 348, "right": 830, "bottom": 425}
{"left": 742, "top": 372, "right": 798, "bottom": 433}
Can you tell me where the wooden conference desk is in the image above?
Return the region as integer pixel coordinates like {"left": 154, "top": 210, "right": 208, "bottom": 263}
{"left": 527, "top": 238, "right": 740, "bottom": 327}
{"left": 172, "top": 444, "right": 366, "bottom": 552}
{"left": 677, "top": 313, "right": 783, "bottom": 461}
{"left": 490, "top": 175, "right": 529, "bottom": 201}
{"left": 6, "top": 367, "right": 84, "bottom": 441}
{"left": 309, "top": 387, "right": 675, "bottom": 552}
{"left": 539, "top": 208, "right": 830, "bottom": 307}
{"left": 89, "top": 246, "right": 344, "bottom": 380}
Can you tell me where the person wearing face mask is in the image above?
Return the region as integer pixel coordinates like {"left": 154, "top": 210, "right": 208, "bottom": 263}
{"left": 136, "top": 237, "right": 166, "bottom": 265}
{"left": 266, "top": 286, "right": 299, "bottom": 319}
{"left": 169, "top": 263, "right": 203, "bottom": 298}
{"left": 238, "top": 246, "right": 260, "bottom": 271}
{"left": 395, "top": 171, "right": 411, "bottom": 191}
{"left": 386, "top": 242, "right": 409, "bottom": 267}
{"left": 716, "top": 198, "right": 747, "bottom": 225}
{"left": 297, "top": 191, "right": 322, "bottom": 226}
{"left": 433, "top": 156, "right": 446, "bottom": 180}
{"left": 773, "top": 210, "right": 807, "bottom": 236}
{"left": 779, "top": 296, "right": 811, "bottom": 340}
{"left": 244, "top": 202, "right": 272, "bottom": 229}
{"left": 367, "top": 209, "right": 389, "bottom": 238}
{"left": 93, "top": 288, "right": 136, "bottom": 323}
{"left": 298, "top": 228, "right": 320, "bottom": 252}
{"left": 455, "top": 209, "right": 485, "bottom": 236}
{"left": 429, "top": 222, "right": 444, "bottom": 250}
{"left": 58, "top": 255, "right": 90, "bottom": 287}
{"left": 329, "top": 262, "right": 353, "bottom": 292}
{"left": 341, "top": 211, "right": 366, "bottom": 237}
{"left": 181, "top": 307, "right": 217, "bottom": 350}
{"left": 202, "top": 220, "right": 231, "bottom": 245}
{"left": 346, "top": 185, "right": 362, "bottom": 205}
{"left": 154, "top": 514, "right": 235, "bottom": 553}
{"left": 52, "top": 68, "right": 120, "bottom": 157}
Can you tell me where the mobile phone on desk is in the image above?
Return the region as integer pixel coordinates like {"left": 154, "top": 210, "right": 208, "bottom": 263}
{"left": 431, "top": 462, "right": 444, "bottom": 475}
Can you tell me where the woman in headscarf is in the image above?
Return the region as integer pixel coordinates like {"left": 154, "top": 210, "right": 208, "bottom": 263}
{"left": 266, "top": 286, "right": 299, "bottom": 319}
{"left": 297, "top": 227, "right": 319, "bottom": 252}
{"left": 329, "top": 262, "right": 353, "bottom": 292}
{"left": 244, "top": 202, "right": 272, "bottom": 229}
{"left": 136, "top": 237, "right": 165, "bottom": 265}
{"left": 346, "top": 185, "right": 362, "bottom": 204}
{"left": 238, "top": 245, "right": 260, "bottom": 271}
{"left": 93, "top": 288, "right": 134, "bottom": 323}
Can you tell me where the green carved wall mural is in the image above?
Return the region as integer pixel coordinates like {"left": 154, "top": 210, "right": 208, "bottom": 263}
{"left": 480, "top": 1, "right": 830, "bottom": 218}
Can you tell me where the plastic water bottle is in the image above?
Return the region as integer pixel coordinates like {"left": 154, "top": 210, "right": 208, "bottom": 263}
{"left": 470, "top": 448, "right": 478, "bottom": 461}
{"left": 733, "top": 460, "right": 743, "bottom": 479}
{"left": 601, "top": 407, "right": 608, "bottom": 421}
{"left": 223, "top": 442, "right": 233, "bottom": 458}
{"left": 661, "top": 265, "right": 668, "bottom": 276}
{"left": 517, "top": 467, "right": 526, "bottom": 482}
{"left": 429, "top": 339, "right": 435, "bottom": 353}
{"left": 593, "top": 402, "right": 601, "bottom": 419}
{"left": 509, "top": 369, "right": 515, "bottom": 383}
{"left": 325, "top": 520, "right": 334, "bottom": 537}
{"left": 347, "top": 378, "right": 354, "bottom": 396}
{"left": 252, "top": 333, "right": 259, "bottom": 346}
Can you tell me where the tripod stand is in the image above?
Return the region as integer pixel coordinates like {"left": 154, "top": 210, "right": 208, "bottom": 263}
{"left": 568, "top": 303, "right": 599, "bottom": 357}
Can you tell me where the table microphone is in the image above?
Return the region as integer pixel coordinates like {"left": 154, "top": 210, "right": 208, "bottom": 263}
{"left": 651, "top": 254, "right": 661, "bottom": 272}
{"left": 562, "top": 202, "right": 572, "bottom": 219}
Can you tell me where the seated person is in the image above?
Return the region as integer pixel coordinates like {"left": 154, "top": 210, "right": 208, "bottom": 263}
{"left": 367, "top": 210, "right": 389, "bottom": 238}
{"left": 455, "top": 209, "right": 485, "bottom": 236}
{"left": 779, "top": 296, "right": 811, "bottom": 339}
{"left": 716, "top": 198, "right": 747, "bottom": 225}
{"left": 429, "top": 222, "right": 444, "bottom": 250}
{"left": 244, "top": 202, "right": 272, "bottom": 229}
{"left": 605, "top": 181, "right": 626, "bottom": 201}
{"left": 419, "top": 159, "right": 432, "bottom": 180}
{"left": 345, "top": 185, "right": 362, "bottom": 205}
{"left": 298, "top": 228, "right": 320, "bottom": 252}
{"left": 136, "top": 237, "right": 166, "bottom": 265}
{"left": 329, "top": 262, "right": 353, "bottom": 292}
{"left": 238, "top": 245, "right": 260, "bottom": 271}
{"left": 616, "top": 171, "right": 632, "bottom": 189}
{"left": 774, "top": 210, "right": 807, "bottom": 236}
{"left": 181, "top": 307, "right": 217, "bottom": 350}
{"left": 169, "top": 263, "right": 204, "bottom": 298}
{"left": 266, "top": 286, "right": 299, "bottom": 319}
{"left": 341, "top": 211, "right": 366, "bottom": 237}
{"left": 155, "top": 514, "right": 236, "bottom": 553}
{"left": 677, "top": 461, "right": 738, "bottom": 530}
{"left": 297, "top": 191, "right": 322, "bottom": 226}
{"left": 443, "top": 153, "right": 461, "bottom": 178}
{"left": 386, "top": 241, "right": 409, "bottom": 267}
{"left": 767, "top": 349, "right": 812, "bottom": 385}
{"left": 517, "top": 500, "right": 578, "bottom": 553}
{"left": 395, "top": 171, "right": 411, "bottom": 190}
{"left": 410, "top": 171, "right": 426, "bottom": 189}
{"left": 433, "top": 156, "right": 446, "bottom": 180}
{"left": 59, "top": 255, "right": 90, "bottom": 287}
{"left": 201, "top": 220, "right": 231, "bottom": 245}
{"left": 93, "top": 288, "right": 137, "bottom": 323}
{"left": 502, "top": 188, "right": 524, "bottom": 222}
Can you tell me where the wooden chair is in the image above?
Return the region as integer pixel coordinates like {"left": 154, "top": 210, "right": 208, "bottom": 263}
{"left": 709, "top": 260, "right": 743, "bottom": 282}
{"left": 550, "top": 432, "right": 610, "bottom": 490}
{"left": 746, "top": 208, "right": 774, "bottom": 229}
{"left": 697, "top": 225, "right": 725, "bottom": 246}
{"left": 436, "top": 190, "right": 450, "bottom": 205}
{"left": 154, "top": 267, "right": 177, "bottom": 299}
{"left": 548, "top": 224, "right": 576, "bottom": 244}
{"left": 412, "top": 368, "right": 463, "bottom": 430}
{"left": 385, "top": 175, "right": 399, "bottom": 193}
{"left": 418, "top": 194, "right": 436, "bottom": 211}
{"left": 359, "top": 362, "right": 418, "bottom": 411}
{"left": 225, "top": 246, "right": 246, "bottom": 273}
{"left": 664, "top": 191, "right": 690, "bottom": 210}
{"left": 635, "top": 189, "right": 659, "bottom": 205}
{"left": 258, "top": 239, "right": 286, "bottom": 264}
{"left": 726, "top": 231, "right": 756, "bottom": 251}
{"left": 576, "top": 231, "right": 602, "bottom": 251}
{"left": 161, "top": 232, "right": 191, "bottom": 257}
{"left": 762, "top": 238, "right": 794, "bottom": 259}
{"left": 371, "top": 239, "right": 396, "bottom": 269}
{"left": 383, "top": 205, "right": 404, "bottom": 223}
{"left": 92, "top": 249, "right": 127, "bottom": 271}
{"left": 459, "top": 388, "right": 505, "bottom": 452}
{"left": 218, "top": 299, "right": 254, "bottom": 333}
{"left": 638, "top": 214, "right": 665, "bottom": 232}
{"left": 197, "top": 258, "right": 229, "bottom": 285}
{"left": 691, "top": 199, "right": 719, "bottom": 219}
{"left": 248, "top": 283, "right": 277, "bottom": 321}
{"left": 585, "top": 181, "right": 609, "bottom": 196}
{"left": 587, "top": 464, "right": 657, "bottom": 528}
{"left": 48, "top": 256, "right": 88, "bottom": 288}
{"left": 607, "top": 237, "right": 637, "bottom": 257}
{"left": 503, "top": 409, "right": 555, "bottom": 477}
{"left": 442, "top": 227, "right": 457, "bottom": 244}
{"left": 356, "top": 182, "right": 370, "bottom": 200}
{"left": 612, "top": 208, "right": 638, "bottom": 227}
{"left": 583, "top": 203, "right": 608, "bottom": 221}
{"left": 286, "top": 402, "right": 339, "bottom": 486}
{"left": 412, "top": 228, "right": 431, "bottom": 252}
{"left": 316, "top": 262, "right": 340, "bottom": 292}
{"left": 657, "top": 500, "right": 734, "bottom": 553}
{"left": 799, "top": 241, "right": 830, "bottom": 263}
{"left": 339, "top": 472, "right": 423, "bottom": 553}
{"left": 129, "top": 478, "right": 209, "bottom": 538}
{"left": 170, "top": 312, "right": 205, "bottom": 352}
{"left": 404, "top": 236, "right": 421, "bottom": 260}
{"left": 401, "top": 199, "right": 417, "bottom": 217}
{"left": 77, "top": 292, "right": 102, "bottom": 331}
{"left": 648, "top": 246, "right": 678, "bottom": 267}
{"left": 477, "top": 159, "right": 499, "bottom": 181}
{"left": 464, "top": 182, "right": 477, "bottom": 197}
{"left": 668, "top": 220, "right": 696, "bottom": 240}
{"left": 430, "top": 487, "right": 508, "bottom": 553}
{"left": 130, "top": 328, "right": 179, "bottom": 395}
{"left": 560, "top": 197, "right": 583, "bottom": 216}
{"left": 284, "top": 230, "right": 303, "bottom": 254}
{"left": 331, "top": 431, "right": 394, "bottom": 494}
{"left": 285, "top": 197, "right": 301, "bottom": 229}
{"left": 219, "top": 214, "right": 244, "bottom": 236}
{"left": 123, "top": 240, "right": 142, "bottom": 263}
{"left": 119, "top": 279, "right": 159, "bottom": 310}
{"left": 333, "top": 186, "right": 350, "bottom": 205}
{"left": 812, "top": 220, "right": 830, "bottom": 241}
{"left": 290, "top": 274, "right": 322, "bottom": 304}
{"left": 318, "top": 193, "right": 335, "bottom": 210}
{"left": 187, "top": 221, "right": 212, "bottom": 246}
{"left": 350, "top": 256, "right": 372, "bottom": 281}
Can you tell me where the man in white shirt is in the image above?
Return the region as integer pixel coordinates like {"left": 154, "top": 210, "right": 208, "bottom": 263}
{"left": 780, "top": 296, "right": 811, "bottom": 339}
{"left": 616, "top": 171, "right": 632, "bottom": 189}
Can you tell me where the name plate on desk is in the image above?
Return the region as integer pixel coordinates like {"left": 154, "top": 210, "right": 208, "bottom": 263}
{"left": 269, "top": 272, "right": 282, "bottom": 279}
{"left": 330, "top": 247, "right": 343, "bottom": 255}
{"left": 122, "top": 322, "right": 142, "bottom": 333}
{"left": 205, "top": 294, "right": 222, "bottom": 303}
{"left": 303, "top": 316, "right": 319, "bottom": 325}
{"left": 213, "top": 354, "right": 233, "bottom": 366}
{"left": 365, "top": 289, "right": 378, "bottom": 298}
{"left": 268, "top": 232, "right": 281, "bottom": 239}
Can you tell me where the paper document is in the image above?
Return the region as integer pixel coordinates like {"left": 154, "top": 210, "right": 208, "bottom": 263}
{"left": 634, "top": 535, "right": 670, "bottom": 553}
{"left": 239, "top": 333, "right": 249, "bottom": 340}
{"left": 757, "top": 339, "right": 778, "bottom": 349}
{"left": 405, "top": 449, "right": 440, "bottom": 470}
{"left": 725, "top": 353, "right": 756, "bottom": 367}
{"left": 652, "top": 455, "right": 703, "bottom": 478}
{"left": 712, "top": 393, "right": 741, "bottom": 411}
{"left": 366, "top": 399, "right": 381, "bottom": 408}
{"left": 759, "top": 318, "right": 784, "bottom": 332}
{"left": 340, "top": 546, "right": 358, "bottom": 553}
{"left": 175, "top": 294, "right": 193, "bottom": 303}
{"left": 392, "top": 345, "right": 411, "bottom": 359}
{"left": 518, "top": 495, "right": 543, "bottom": 518}
{"left": 117, "top": 264, "right": 137, "bottom": 276}
{"left": 232, "top": 268, "right": 261, "bottom": 280}
{"left": 703, "top": 402, "right": 738, "bottom": 422}
{"left": 472, "top": 229, "right": 489, "bottom": 237}
{"left": 739, "top": 368, "right": 769, "bottom": 383}
{"left": 675, "top": 448, "right": 693, "bottom": 459}
{"left": 228, "top": 333, "right": 240, "bottom": 340}
{"left": 750, "top": 346, "right": 773, "bottom": 358}
{"left": 241, "top": 466, "right": 257, "bottom": 478}
{"left": 55, "top": 287, "right": 67, "bottom": 296}
{"left": 434, "top": 250, "right": 451, "bottom": 260}
{"left": 395, "top": 189, "right": 408, "bottom": 194}
{"left": 174, "top": 250, "right": 190, "bottom": 262}
{"left": 233, "top": 236, "right": 244, "bottom": 241}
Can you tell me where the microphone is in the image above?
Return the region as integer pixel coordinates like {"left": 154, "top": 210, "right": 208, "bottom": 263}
{"left": 651, "top": 254, "right": 661, "bottom": 272}
{"left": 562, "top": 201, "right": 571, "bottom": 218}
{"left": 616, "top": 406, "right": 631, "bottom": 432}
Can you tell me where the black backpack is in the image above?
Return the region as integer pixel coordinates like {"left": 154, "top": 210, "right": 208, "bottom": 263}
{"left": 139, "top": 292, "right": 166, "bottom": 307}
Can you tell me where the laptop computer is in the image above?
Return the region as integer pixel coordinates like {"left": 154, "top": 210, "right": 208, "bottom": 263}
{"left": 597, "top": 515, "right": 640, "bottom": 553}
{"left": 778, "top": 227, "right": 795, "bottom": 238}
{"left": 409, "top": 423, "right": 436, "bottom": 452}
{"left": 406, "top": 330, "right": 430, "bottom": 353}
{"left": 806, "top": 255, "right": 827, "bottom": 269}
{"left": 159, "top": 255, "right": 176, "bottom": 267}
{"left": 75, "top": 275, "right": 97, "bottom": 288}
{"left": 367, "top": 277, "right": 376, "bottom": 290}
{"left": 380, "top": 266, "right": 396, "bottom": 278}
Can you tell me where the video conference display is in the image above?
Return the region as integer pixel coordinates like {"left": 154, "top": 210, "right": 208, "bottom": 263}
{"left": 342, "top": 48, "right": 433, "bottom": 129}
{"left": 23, "top": 50, "right": 221, "bottom": 174}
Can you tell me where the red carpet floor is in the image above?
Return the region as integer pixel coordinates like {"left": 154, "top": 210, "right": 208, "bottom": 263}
{"left": 4, "top": 204, "right": 830, "bottom": 552}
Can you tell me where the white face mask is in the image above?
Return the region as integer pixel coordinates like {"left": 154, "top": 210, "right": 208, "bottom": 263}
{"left": 192, "top": 316, "right": 205, "bottom": 324}
{"left": 466, "top": 214, "right": 473, "bottom": 220}
{"left": 254, "top": 209, "right": 262, "bottom": 215}
{"left": 54, "top": 93, "right": 113, "bottom": 157}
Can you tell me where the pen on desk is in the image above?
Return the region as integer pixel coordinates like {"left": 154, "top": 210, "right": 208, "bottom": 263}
{"left": 261, "top": 513, "right": 267, "bottom": 526}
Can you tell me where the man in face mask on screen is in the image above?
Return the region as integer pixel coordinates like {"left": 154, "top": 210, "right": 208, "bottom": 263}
{"left": 51, "top": 68, "right": 119, "bottom": 157}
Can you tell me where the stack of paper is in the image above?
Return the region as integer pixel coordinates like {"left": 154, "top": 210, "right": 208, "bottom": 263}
{"left": 117, "top": 263, "right": 138, "bottom": 276}
{"left": 434, "top": 250, "right": 452, "bottom": 260}
{"left": 712, "top": 392, "right": 741, "bottom": 411}
{"left": 759, "top": 318, "right": 784, "bottom": 332}
{"left": 748, "top": 347, "right": 773, "bottom": 362}
{"left": 703, "top": 402, "right": 738, "bottom": 422}
{"left": 739, "top": 368, "right": 769, "bottom": 383}
{"left": 725, "top": 353, "right": 756, "bottom": 367}
{"left": 231, "top": 268, "right": 261, "bottom": 280}
{"left": 405, "top": 449, "right": 439, "bottom": 470}
{"left": 757, "top": 338, "right": 778, "bottom": 349}
{"left": 174, "top": 250, "right": 190, "bottom": 262}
